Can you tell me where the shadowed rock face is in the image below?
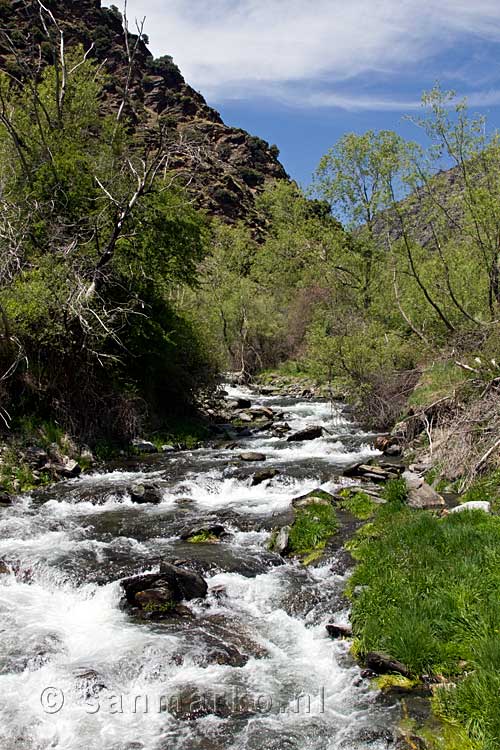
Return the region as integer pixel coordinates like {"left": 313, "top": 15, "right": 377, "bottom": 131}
{"left": 3, "top": 0, "right": 288, "bottom": 225}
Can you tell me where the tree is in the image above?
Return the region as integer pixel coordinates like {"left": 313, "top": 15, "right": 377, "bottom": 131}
{"left": 313, "top": 130, "right": 410, "bottom": 308}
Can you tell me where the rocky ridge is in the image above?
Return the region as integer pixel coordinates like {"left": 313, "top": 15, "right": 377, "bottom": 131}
{"left": 1, "top": 0, "right": 288, "bottom": 224}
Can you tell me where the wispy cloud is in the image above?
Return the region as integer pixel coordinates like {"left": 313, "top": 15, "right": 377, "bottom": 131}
{"left": 120, "top": 0, "right": 500, "bottom": 110}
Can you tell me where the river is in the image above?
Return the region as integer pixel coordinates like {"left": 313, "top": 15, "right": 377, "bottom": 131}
{"left": 0, "top": 384, "right": 400, "bottom": 750}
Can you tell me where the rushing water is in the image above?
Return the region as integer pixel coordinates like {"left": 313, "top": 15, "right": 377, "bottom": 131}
{"left": 0, "top": 386, "right": 399, "bottom": 750}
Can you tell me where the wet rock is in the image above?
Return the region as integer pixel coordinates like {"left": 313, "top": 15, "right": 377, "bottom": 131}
{"left": 292, "top": 489, "right": 335, "bottom": 508}
{"left": 395, "top": 735, "right": 427, "bottom": 750}
{"left": 159, "top": 562, "right": 208, "bottom": 600}
{"left": 0, "top": 490, "right": 12, "bottom": 506}
{"left": 403, "top": 471, "right": 444, "bottom": 510}
{"left": 238, "top": 412, "right": 253, "bottom": 423}
{"left": 129, "top": 482, "right": 163, "bottom": 504}
{"left": 210, "top": 585, "right": 227, "bottom": 600}
{"left": 132, "top": 438, "right": 158, "bottom": 454}
{"left": 450, "top": 500, "right": 490, "bottom": 514}
{"left": 180, "top": 524, "right": 226, "bottom": 541}
{"left": 374, "top": 435, "right": 402, "bottom": 456}
{"left": 239, "top": 452, "right": 266, "bottom": 462}
{"left": 251, "top": 468, "right": 280, "bottom": 486}
{"left": 350, "top": 727, "right": 395, "bottom": 746}
{"left": 74, "top": 668, "right": 107, "bottom": 699}
{"left": 236, "top": 397, "right": 252, "bottom": 409}
{"left": 135, "top": 586, "right": 176, "bottom": 615}
{"left": 385, "top": 444, "right": 402, "bottom": 457}
{"left": 287, "top": 425, "right": 323, "bottom": 442}
{"left": 364, "top": 651, "right": 411, "bottom": 678}
{"left": 273, "top": 422, "right": 291, "bottom": 434}
{"left": 326, "top": 623, "right": 352, "bottom": 639}
{"left": 0, "top": 560, "right": 10, "bottom": 574}
{"left": 43, "top": 457, "right": 82, "bottom": 478}
{"left": 270, "top": 525, "right": 290, "bottom": 555}
{"left": 122, "top": 563, "right": 208, "bottom": 612}
{"left": 250, "top": 406, "right": 274, "bottom": 419}
{"left": 161, "top": 444, "right": 176, "bottom": 453}
{"left": 202, "top": 636, "right": 249, "bottom": 667}
{"left": 343, "top": 463, "right": 391, "bottom": 482}
{"left": 168, "top": 685, "right": 255, "bottom": 721}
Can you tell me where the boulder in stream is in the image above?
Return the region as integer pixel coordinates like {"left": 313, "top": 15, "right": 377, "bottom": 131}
{"left": 0, "top": 560, "right": 10, "bottom": 575}
{"left": 121, "top": 563, "right": 208, "bottom": 616}
{"left": 269, "top": 525, "right": 290, "bottom": 555}
{"left": 251, "top": 468, "right": 279, "bottom": 486}
{"left": 292, "top": 488, "right": 336, "bottom": 508}
{"left": 180, "top": 524, "right": 227, "bottom": 542}
{"left": 0, "top": 490, "right": 13, "bottom": 506}
{"left": 239, "top": 452, "right": 266, "bottom": 462}
{"left": 129, "top": 482, "right": 163, "bottom": 504}
{"left": 132, "top": 438, "right": 158, "bottom": 454}
{"left": 287, "top": 425, "right": 323, "bottom": 442}
{"left": 326, "top": 622, "right": 352, "bottom": 639}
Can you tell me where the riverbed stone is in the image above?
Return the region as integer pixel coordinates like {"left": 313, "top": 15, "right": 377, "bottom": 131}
{"left": 0, "top": 560, "right": 10, "bottom": 575}
{"left": 238, "top": 412, "right": 253, "bottom": 423}
{"left": 343, "top": 463, "right": 391, "bottom": 482}
{"left": 0, "top": 490, "right": 13, "bottom": 506}
{"left": 239, "top": 452, "right": 266, "bottom": 462}
{"left": 251, "top": 468, "right": 279, "bottom": 486}
{"left": 270, "top": 525, "right": 290, "bottom": 555}
{"left": 180, "top": 524, "right": 226, "bottom": 541}
{"left": 122, "top": 563, "right": 208, "bottom": 611}
{"left": 132, "top": 438, "right": 158, "bottom": 454}
{"left": 287, "top": 425, "right": 323, "bottom": 442}
{"left": 292, "top": 489, "right": 336, "bottom": 508}
{"left": 129, "top": 482, "right": 163, "bottom": 504}
{"left": 326, "top": 622, "right": 352, "bottom": 639}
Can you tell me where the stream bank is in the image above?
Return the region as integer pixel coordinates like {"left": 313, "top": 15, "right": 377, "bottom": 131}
{"left": 0, "top": 382, "right": 466, "bottom": 750}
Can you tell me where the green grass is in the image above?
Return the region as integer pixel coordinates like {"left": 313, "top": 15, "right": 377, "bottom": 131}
{"left": 288, "top": 502, "right": 339, "bottom": 555}
{"left": 142, "top": 599, "right": 176, "bottom": 614}
{"left": 348, "top": 502, "right": 500, "bottom": 749}
{"left": 338, "top": 489, "right": 377, "bottom": 519}
{"left": 382, "top": 476, "right": 408, "bottom": 506}
{"left": 408, "top": 360, "right": 472, "bottom": 409}
{"left": 187, "top": 530, "right": 219, "bottom": 543}
{"left": 150, "top": 416, "right": 210, "bottom": 451}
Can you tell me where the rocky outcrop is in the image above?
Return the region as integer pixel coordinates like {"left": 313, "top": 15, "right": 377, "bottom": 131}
{"left": 121, "top": 562, "right": 208, "bottom": 616}
{"left": 403, "top": 471, "right": 445, "bottom": 510}
{"left": 3, "top": 0, "right": 288, "bottom": 225}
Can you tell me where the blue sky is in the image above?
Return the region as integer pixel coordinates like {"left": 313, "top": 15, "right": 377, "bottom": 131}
{"left": 121, "top": 0, "right": 500, "bottom": 187}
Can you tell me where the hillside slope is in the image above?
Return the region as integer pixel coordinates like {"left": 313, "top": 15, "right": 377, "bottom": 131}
{"left": 1, "top": 0, "right": 287, "bottom": 223}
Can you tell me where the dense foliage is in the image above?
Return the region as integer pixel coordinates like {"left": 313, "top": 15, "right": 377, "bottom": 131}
{"left": 0, "top": 43, "right": 215, "bottom": 441}
{"left": 188, "top": 88, "right": 500, "bottom": 431}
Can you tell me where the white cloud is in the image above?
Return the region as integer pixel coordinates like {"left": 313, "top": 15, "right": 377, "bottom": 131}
{"left": 117, "top": 0, "right": 500, "bottom": 108}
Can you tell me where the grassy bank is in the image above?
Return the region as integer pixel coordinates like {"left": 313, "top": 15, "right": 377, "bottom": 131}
{"left": 348, "top": 494, "right": 500, "bottom": 749}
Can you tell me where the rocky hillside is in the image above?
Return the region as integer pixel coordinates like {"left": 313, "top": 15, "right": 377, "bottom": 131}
{"left": 0, "top": 0, "right": 288, "bottom": 224}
